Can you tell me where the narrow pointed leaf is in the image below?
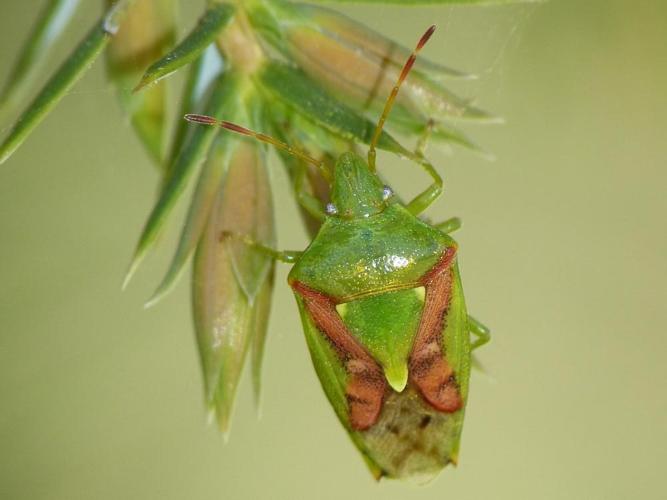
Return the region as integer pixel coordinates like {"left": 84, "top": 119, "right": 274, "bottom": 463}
{"left": 167, "top": 45, "right": 224, "bottom": 168}
{"left": 414, "top": 79, "right": 497, "bottom": 122}
{"left": 248, "top": 0, "right": 469, "bottom": 81}
{"left": 249, "top": 0, "right": 493, "bottom": 150}
{"left": 282, "top": 24, "right": 494, "bottom": 123}
{"left": 192, "top": 190, "right": 253, "bottom": 435}
{"left": 134, "top": 3, "right": 235, "bottom": 91}
{"left": 256, "top": 61, "right": 407, "bottom": 155}
{"left": 146, "top": 132, "right": 238, "bottom": 307}
{"left": 225, "top": 142, "right": 275, "bottom": 301}
{"left": 268, "top": 113, "right": 334, "bottom": 236}
{"left": 124, "top": 71, "right": 241, "bottom": 288}
{"left": 284, "top": 26, "right": 486, "bottom": 120}
{"left": 266, "top": 99, "right": 351, "bottom": 159}
{"left": 0, "top": 0, "right": 133, "bottom": 165}
{"left": 432, "top": 123, "right": 493, "bottom": 158}
{"left": 106, "top": 0, "right": 177, "bottom": 165}
{"left": 251, "top": 266, "right": 275, "bottom": 406}
{"left": 273, "top": 147, "right": 328, "bottom": 237}
{"left": 301, "top": 3, "right": 472, "bottom": 79}
{"left": 0, "top": 0, "right": 81, "bottom": 111}
{"left": 191, "top": 138, "right": 275, "bottom": 434}
{"left": 388, "top": 112, "right": 491, "bottom": 155}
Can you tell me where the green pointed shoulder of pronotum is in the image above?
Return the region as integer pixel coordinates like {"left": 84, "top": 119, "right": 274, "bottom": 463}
{"left": 184, "top": 26, "right": 490, "bottom": 482}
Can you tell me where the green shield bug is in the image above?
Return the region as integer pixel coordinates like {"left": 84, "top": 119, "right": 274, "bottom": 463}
{"left": 185, "top": 25, "right": 490, "bottom": 481}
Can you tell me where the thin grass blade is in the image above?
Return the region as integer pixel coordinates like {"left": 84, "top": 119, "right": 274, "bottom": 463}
{"left": 191, "top": 138, "right": 275, "bottom": 434}
{"left": 256, "top": 61, "right": 407, "bottom": 155}
{"left": 432, "top": 123, "right": 493, "bottom": 158}
{"left": 0, "top": 0, "right": 81, "bottom": 111}
{"left": 267, "top": 112, "right": 334, "bottom": 236}
{"left": 145, "top": 132, "right": 238, "bottom": 307}
{"left": 0, "top": 0, "right": 133, "bottom": 165}
{"left": 134, "top": 3, "right": 234, "bottom": 92}
{"left": 192, "top": 188, "right": 253, "bottom": 436}
{"left": 123, "top": 71, "right": 241, "bottom": 289}
{"left": 250, "top": 1, "right": 494, "bottom": 150}
{"left": 302, "top": 3, "right": 472, "bottom": 80}
{"left": 167, "top": 45, "right": 224, "bottom": 172}
{"left": 225, "top": 142, "right": 275, "bottom": 301}
{"left": 248, "top": 1, "right": 469, "bottom": 82}
{"left": 251, "top": 266, "right": 275, "bottom": 407}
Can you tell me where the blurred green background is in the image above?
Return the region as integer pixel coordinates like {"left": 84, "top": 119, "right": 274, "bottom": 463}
{"left": 1, "top": 1, "right": 666, "bottom": 499}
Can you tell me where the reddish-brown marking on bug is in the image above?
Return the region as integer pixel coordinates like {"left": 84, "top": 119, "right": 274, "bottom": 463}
{"left": 290, "top": 281, "right": 387, "bottom": 431}
{"left": 409, "top": 246, "right": 463, "bottom": 413}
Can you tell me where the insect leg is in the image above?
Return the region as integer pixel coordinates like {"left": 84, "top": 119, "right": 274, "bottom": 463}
{"left": 219, "top": 231, "right": 302, "bottom": 264}
{"left": 434, "top": 217, "right": 462, "bottom": 234}
{"left": 415, "top": 120, "right": 435, "bottom": 158}
{"left": 405, "top": 154, "right": 443, "bottom": 216}
{"left": 468, "top": 315, "right": 491, "bottom": 351}
{"left": 294, "top": 161, "right": 326, "bottom": 221}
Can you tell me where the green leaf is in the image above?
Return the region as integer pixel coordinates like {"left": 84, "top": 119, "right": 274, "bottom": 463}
{"left": 106, "top": 0, "right": 177, "bottom": 165}
{"left": 191, "top": 136, "right": 276, "bottom": 434}
{"left": 0, "top": 0, "right": 81, "bottom": 111}
{"left": 281, "top": 24, "right": 494, "bottom": 124}
{"left": 250, "top": 266, "right": 274, "bottom": 406}
{"left": 303, "top": 3, "right": 471, "bottom": 79}
{"left": 167, "top": 45, "right": 224, "bottom": 176}
{"left": 123, "top": 71, "right": 242, "bottom": 289}
{"left": 0, "top": 0, "right": 133, "bottom": 165}
{"left": 133, "top": 3, "right": 235, "bottom": 91}
{"left": 145, "top": 132, "right": 238, "bottom": 308}
{"left": 266, "top": 108, "right": 337, "bottom": 236}
{"left": 225, "top": 143, "right": 275, "bottom": 301}
{"left": 192, "top": 188, "right": 253, "bottom": 436}
{"left": 249, "top": 0, "right": 494, "bottom": 158}
{"left": 432, "top": 123, "right": 493, "bottom": 158}
{"left": 248, "top": 0, "right": 470, "bottom": 81}
{"left": 256, "top": 61, "right": 408, "bottom": 155}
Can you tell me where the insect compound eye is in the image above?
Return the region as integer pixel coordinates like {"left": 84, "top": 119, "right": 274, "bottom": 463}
{"left": 382, "top": 186, "right": 394, "bottom": 201}
{"left": 325, "top": 203, "right": 338, "bottom": 215}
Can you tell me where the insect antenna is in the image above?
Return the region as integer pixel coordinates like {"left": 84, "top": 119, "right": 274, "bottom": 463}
{"left": 368, "top": 25, "right": 436, "bottom": 172}
{"left": 184, "top": 114, "right": 331, "bottom": 181}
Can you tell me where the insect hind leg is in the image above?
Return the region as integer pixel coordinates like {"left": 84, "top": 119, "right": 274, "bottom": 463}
{"left": 468, "top": 315, "right": 491, "bottom": 351}
{"left": 434, "top": 217, "right": 462, "bottom": 234}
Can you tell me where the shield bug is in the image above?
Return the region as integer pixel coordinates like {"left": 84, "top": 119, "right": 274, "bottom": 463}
{"left": 185, "top": 25, "right": 490, "bottom": 481}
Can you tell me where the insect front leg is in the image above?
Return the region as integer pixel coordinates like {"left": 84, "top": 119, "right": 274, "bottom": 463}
{"left": 219, "top": 231, "right": 302, "bottom": 264}
{"left": 415, "top": 120, "right": 435, "bottom": 158}
{"left": 402, "top": 120, "right": 445, "bottom": 216}
{"left": 405, "top": 154, "right": 443, "bottom": 216}
{"left": 468, "top": 315, "right": 491, "bottom": 351}
{"left": 293, "top": 161, "right": 326, "bottom": 221}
